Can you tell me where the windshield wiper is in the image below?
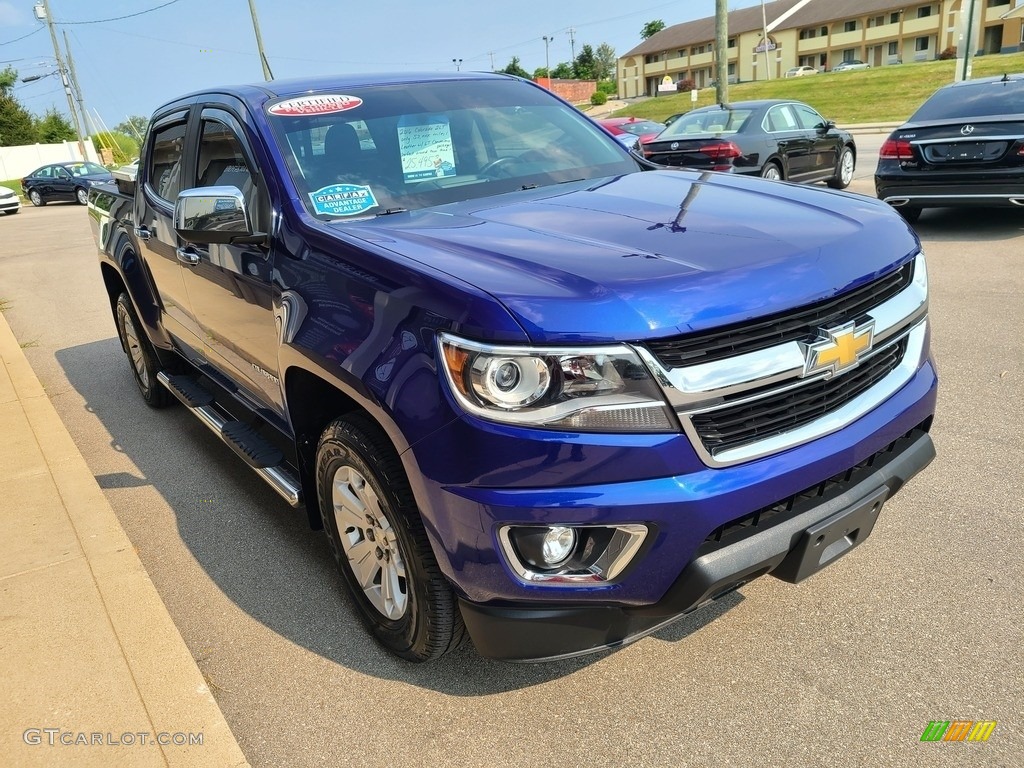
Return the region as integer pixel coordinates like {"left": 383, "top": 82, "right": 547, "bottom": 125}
{"left": 375, "top": 207, "right": 408, "bottom": 217}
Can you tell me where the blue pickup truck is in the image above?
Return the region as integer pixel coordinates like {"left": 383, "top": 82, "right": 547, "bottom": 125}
{"left": 89, "top": 73, "right": 936, "bottom": 662}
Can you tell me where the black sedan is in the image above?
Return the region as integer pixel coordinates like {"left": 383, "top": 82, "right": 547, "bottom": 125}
{"left": 642, "top": 100, "right": 856, "bottom": 188}
{"left": 22, "top": 161, "right": 113, "bottom": 207}
{"left": 875, "top": 73, "right": 1024, "bottom": 223}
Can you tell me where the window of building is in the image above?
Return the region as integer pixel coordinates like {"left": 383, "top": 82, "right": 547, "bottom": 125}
{"left": 915, "top": 36, "right": 930, "bottom": 51}
{"left": 868, "top": 15, "right": 884, "bottom": 28}
{"left": 917, "top": 5, "right": 932, "bottom": 18}
{"left": 821, "top": 26, "right": 828, "bottom": 36}
{"left": 645, "top": 53, "right": 661, "bottom": 64}
{"left": 844, "top": 20, "right": 858, "bottom": 32}
{"left": 842, "top": 48, "right": 856, "bottom": 62}
{"left": 890, "top": 12, "right": 901, "bottom": 23}
{"left": 987, "top": 0, "right": 1010, "bottom": 7}
{"left": 888, "top": 41, "right": 899, "bottom": 55}
{"left": 728, "top": 37, "right": 736, "bottom": 48}
{"left": 678, "top": 50, "right": 687, "bottom": 58}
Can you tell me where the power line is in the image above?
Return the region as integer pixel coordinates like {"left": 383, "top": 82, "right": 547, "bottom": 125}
{"left": 56, "top": 0, "right": 186, "bottom": 26}
{"left": 0, "top": 27, "right": 44, "bottom": 46}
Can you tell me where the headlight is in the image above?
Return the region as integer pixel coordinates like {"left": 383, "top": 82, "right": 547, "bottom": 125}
{"left": 438, "top": 333, "right": 677, "bottom": 432}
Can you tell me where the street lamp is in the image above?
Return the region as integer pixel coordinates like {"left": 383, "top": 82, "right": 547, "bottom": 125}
{"left": 452, "top": 58, "right": 463, "bottom": 72}
{"left": 542, "top": 35, "right": 552, "bottom": 81}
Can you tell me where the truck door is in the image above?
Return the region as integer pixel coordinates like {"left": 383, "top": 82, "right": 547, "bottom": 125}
{"left": 134, "top": 111, "right": 208, "bottom": 365}
{"left": 176, "top": 107, "right": 285, "bottom": 415}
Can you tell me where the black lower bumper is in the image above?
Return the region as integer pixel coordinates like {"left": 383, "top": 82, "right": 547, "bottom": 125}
{"left": 461, "top": 429, "right": 936, "bottom": 662}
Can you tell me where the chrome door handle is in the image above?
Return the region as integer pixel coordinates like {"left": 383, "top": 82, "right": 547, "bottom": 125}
{"left": 134, "top": 226, "right": 151, "bottom": 241}
{"left": 175, "top": 246, "right": 201, "bottom": 266}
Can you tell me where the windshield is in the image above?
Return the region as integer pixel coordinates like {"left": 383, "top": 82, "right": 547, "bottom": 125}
{"left": 658, "top": 108, "right": 754, "bottom": 137}
{"left": 617, "top": 121, "right": 665, "bottom": 136}
{"left": 265, "top": 79, "right": 636, "bottom": 220}
{"left": 69, "top": 162, "right": 108, "bottom": 176}
{"left": 911, "top": 80, "right": 1024, "bottom": 121}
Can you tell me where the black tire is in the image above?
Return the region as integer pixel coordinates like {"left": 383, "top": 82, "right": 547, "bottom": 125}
{"left": 828, "top": 146, "right": 855, "bottom": 189}
{"left": 114, "top": 292, "right": 171, "bottom": 407}
{"left": 317, "top": 415, "right": 465, "bottom": 662}
{"left": 28, "top": 189, "right": 45, "bottom": 207}
{"left": 760, "top": 161, "right": 782, "bottom": 181}
{"left": 75, "top": 187, "right": 89, "bottom": 205}
{"left": 896, "top": 206, "right": 922, "bottom": 224}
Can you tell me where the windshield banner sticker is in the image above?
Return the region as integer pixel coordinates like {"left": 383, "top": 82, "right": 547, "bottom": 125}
{"left": 397, "top": 115, "right": 457, "bottom": 182}
{"left": 268, "top": 94, "right": 363, "bottom": 116}
{"left": 309, "top": 184, "right": 378, "bottom": 216}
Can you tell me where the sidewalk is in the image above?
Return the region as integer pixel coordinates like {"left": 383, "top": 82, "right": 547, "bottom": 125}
{"left": 0, "top": 314, "right": 248, "bottom": 767}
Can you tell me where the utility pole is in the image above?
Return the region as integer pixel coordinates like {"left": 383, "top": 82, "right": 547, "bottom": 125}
{"left": 36, "top": 1, "right": 86, "bottom": 157}
{"left": 542, "top": 35, "right": 552, "bottom": 81}
{"left": 760, "top": 0, "right": 772, "bottom": 80}
{"left": 714, "top": 0, "right": 729, "bottom": 104}
{"left": 62, "top": 31, "right": 93, "bottom": 141}
{"left": 956, "top": 0, "right": 979, "bottom": 82}
{"left": 247, "top": 0, "right": 274, "bottom": 81}
{"left": 568, "top": 27, "right": 576, "bottom": 63}
{"left": 452, "top": 58, "right": 463, "bottom": 72}
{"left": 488, "top": 52, "right": 495, "bottom": 71}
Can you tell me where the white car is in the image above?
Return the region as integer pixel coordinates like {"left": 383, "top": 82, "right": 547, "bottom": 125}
{"left": 785, "top": 66, "right": 818, "bottom": 78}
{"left": 0, "top": 185, "right": 21, "bottom": 215}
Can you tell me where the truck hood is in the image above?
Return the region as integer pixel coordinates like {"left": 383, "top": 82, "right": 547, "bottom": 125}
{"left": 330, "top": 171, "right": 919, "bottom": 343}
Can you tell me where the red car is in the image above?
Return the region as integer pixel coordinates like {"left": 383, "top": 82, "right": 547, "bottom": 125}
{"left": 597, "top": 117, "right": 666, "bottom": 147}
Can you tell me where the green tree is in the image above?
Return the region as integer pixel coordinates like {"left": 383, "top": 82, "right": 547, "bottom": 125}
{"left": 0, "top": 66, "right": 17, "bottom": 96}
{"left": 641, "top": 20, "right": 666, "bottom": 39}
{"left": 35, "top": 109, "right": 76, "bottom": 143}
{"left": 594, "top": 43, "right": 617, "bottom": 80}
{"left": 551, "top": 62, "right": 574, "bottom": 79}
{"left": 0, "top": 96, "right": 38, "bottom": 147}
{"left": 114, "top": 115, "right": 149, "bottom": 141}
{"left": 573, "top": 44, "right": 596, "bottom": 80}
{"left": 499, "top": 57, "right": 530, "bottom": 79}
{"left": 533, "top": 67, "right": 549, "bottom": 80}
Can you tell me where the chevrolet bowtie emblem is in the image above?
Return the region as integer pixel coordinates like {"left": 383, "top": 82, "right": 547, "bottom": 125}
{"left": 803, "top": 320, "right": 875, "bottom": 378}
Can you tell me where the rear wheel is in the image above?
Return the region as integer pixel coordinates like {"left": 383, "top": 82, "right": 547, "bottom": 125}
{"left": 114, "top": 292, "right": 171, "bottom": 407}
{"left": 760, "top": 161, "right": 782, "bottom": 181}
{"left": 28, "top": 189, "right": 45, "bottom": 206}
{"left": 317, "top": 415, "right": 465, "bottom": 662}
{"left": 828, "top": 146, "right": 855, "bottom": 189}
{"left": 75, "top": 187, "right": 89, "bottom": 205}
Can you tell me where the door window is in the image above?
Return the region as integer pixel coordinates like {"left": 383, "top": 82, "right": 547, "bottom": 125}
{"left": 766, "top": 105, "right": 799, "bottom": 132}
{"left": 793, "top": 105, "right": 827, "bottom": 131}
{"left": 148, "top": 121, "right": 187, "bottom": 203}
{"left": 196, "top": 120, "right": 254, "bottom": 192}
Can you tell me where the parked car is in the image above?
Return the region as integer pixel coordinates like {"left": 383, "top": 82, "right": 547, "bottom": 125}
{"left": 832, "top": 60, "right": 870, "bottom": 72}
{"left": 0, "top": 185, "right": 21, "bottom": 215}
{"left": 88, "top": 73, "right": 935, "bottom": 663}
{"left": 22, "top": 161, "right": 113, "bottom": 206}
{"left": 785, "top": 66, "right": 819, "bottom": 78}
{"left": 875, "top": 73, "right": 1024, "bottom": 223}
{"left": 642, "top": 99, "right": 856, "bottom": 187}
{"left": 597, "top": 117, "right": 666, "bottom": 144}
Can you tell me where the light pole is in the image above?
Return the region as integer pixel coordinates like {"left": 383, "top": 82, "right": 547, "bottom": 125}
{"left": 542, "top": 36, "right": 552, "bottom": 81}
{"left": 452, "top": 58, "right": 463, "bottom": 72}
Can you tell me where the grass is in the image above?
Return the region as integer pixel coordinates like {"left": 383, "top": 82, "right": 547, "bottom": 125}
{"left": 0, "top": 178, "right": 24, "bottom": 198}
{"left": 611, "top": 51, "right": 1024, "bottom": 125}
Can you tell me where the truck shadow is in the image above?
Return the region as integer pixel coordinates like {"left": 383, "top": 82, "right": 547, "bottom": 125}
{"left": 55, "top": 338, "right": 743, "bottom": 696}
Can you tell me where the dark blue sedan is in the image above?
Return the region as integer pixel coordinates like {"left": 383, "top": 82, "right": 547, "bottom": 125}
{"left": 22, "top": 161, "right": 112, "bottom": 206}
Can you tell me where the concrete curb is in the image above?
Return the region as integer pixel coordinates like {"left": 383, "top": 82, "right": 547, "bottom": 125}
{"left": 0, "top": 313, "right": 249, "bottom": 767}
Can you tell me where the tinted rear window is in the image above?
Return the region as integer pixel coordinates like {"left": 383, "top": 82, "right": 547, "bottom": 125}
{"left": 911, "top": 80, "right": 1024, "bottom": 121}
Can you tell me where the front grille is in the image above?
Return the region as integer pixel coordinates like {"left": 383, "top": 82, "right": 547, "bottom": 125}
{"left": 691, "top": 338, "right": 908, "bottom": 456}
{"left": 700, "top": 423, "right": 930, "bottom": 553}
{"left": 645, "top": 261, "right": 913, "bottom": 368}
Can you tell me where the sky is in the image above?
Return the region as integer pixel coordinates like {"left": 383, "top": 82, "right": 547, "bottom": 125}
{"left": 0, "top": 0, "right": 762, "bottom": 133}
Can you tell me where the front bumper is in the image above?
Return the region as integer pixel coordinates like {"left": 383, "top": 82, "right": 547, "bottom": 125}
{"left": 0, "top": 197, "right": 20, "bottom": 213}
{"left": 461, "top": 426, "right": 935, "bottom": 661}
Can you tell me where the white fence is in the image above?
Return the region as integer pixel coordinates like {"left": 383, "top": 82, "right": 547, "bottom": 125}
{"left": 0, "top": 141, "right": 103, "bottom": 180}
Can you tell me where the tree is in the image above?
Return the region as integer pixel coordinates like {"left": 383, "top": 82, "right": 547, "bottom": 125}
{"left": 114, "top": 115, "right": 149, "bottom": 141}
{"left": 641, "top": 20, "right": 666, "bottom": 39}
{"left": 533, "top": 67, "right": 549, "bottom": 80}
{"left": 0, "top": 69, "right": 38, "bottom": 147}
{"left": 551, "top": 62, "right": 574, "bottom": 79}
{"left": 499, "top": 57, "right": 530, "bottom": 79}
{"left": 594, "top": 43, "right": 617, "bottom": 81}
{"left": 35, "top": 109, "right": 76, "bottom": 143}
{"left": 573, "top": 44, "right": 596, "bottom": 80}
{"left": 0, "top": 66, "right": 17, "bottom": 97}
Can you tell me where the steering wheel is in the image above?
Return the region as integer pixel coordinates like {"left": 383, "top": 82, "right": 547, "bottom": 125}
{"left": 478, "top": 156, "right": 518, "bottom": 179}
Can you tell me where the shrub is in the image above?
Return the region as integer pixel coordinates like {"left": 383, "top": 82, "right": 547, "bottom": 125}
{"left": 676, "top": 78, "right": 696, "bottom": 92}
{"left": 91, "top": 132, "right": 139, "bottom": 166}
{"left": 590, "top": 91, "right": 608, "bottom": 106}
{"left": 597, "top": 81, "right": 617, "bottom": 96}
{"left": 938, "top": 46, "right": 957, "bottom": 60}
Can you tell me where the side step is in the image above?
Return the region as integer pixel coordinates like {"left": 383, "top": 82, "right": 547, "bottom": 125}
{"left": 157, "top": 372, "right": 302, "bottom": 508}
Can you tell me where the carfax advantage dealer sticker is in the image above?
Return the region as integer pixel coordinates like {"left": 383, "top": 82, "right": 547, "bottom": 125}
{"left": 267, "top": 94, "right": 363, "bottom": 116}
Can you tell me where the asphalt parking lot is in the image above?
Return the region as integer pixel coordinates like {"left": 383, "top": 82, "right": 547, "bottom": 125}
{"left": 0, "top": 163, "right": 1020, "bottom": 766}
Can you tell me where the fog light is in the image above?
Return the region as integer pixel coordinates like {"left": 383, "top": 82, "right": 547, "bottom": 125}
{"left": 541, "top": 526, "right": 576, "bottom": 566}
{"left": 499, "top": 523, "right": 650, "bottom": 585}
{"left": 508, "top": 525, "right": 578, "bottom": 570}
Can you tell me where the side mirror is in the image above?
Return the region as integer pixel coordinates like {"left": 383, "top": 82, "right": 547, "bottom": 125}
{"left": 820, "top": 120, "right": 836, "bottom": 132}
{"left": 173, "top": 186, "right": 264, "bottom": 245}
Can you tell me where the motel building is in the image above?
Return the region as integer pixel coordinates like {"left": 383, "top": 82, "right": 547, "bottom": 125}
{"left": 618, "top": 0, "right": 1024, "bottom": 97}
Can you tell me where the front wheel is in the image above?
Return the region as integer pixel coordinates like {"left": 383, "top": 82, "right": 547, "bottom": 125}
{"left": 760, "top": 161, "right": 782, "bottom": 181}
{"left": 76, "top": 187, "right": 89, "bottom": 205}
{"left": 317, "top": 415, "right": 465, "bottom": 662}
{"left": 28, "top": 189, "right": 45, "bottom": 206}
{"left": 115, "top": 292, "right": 170, "bottom": 407}
{"left": 827, "top": 146, "right": 855, "bottom": 189}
